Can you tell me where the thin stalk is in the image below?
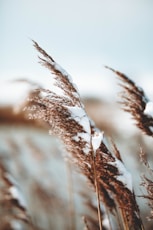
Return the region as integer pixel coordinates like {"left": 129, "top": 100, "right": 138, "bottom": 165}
{"left": 92, "top": 153, "right": 103, "bottom": 230}
{"left": 119, "top": 206, "right": 129, "bottom": 230}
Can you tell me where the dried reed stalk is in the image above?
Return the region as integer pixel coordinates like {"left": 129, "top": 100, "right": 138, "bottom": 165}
{"left": 27, "top": 41, "right": 144, "bottom": 229}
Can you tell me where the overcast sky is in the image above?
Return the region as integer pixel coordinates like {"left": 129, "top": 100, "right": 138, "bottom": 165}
{"left": 1, "top": 0, "right": 153, "bottom": 99}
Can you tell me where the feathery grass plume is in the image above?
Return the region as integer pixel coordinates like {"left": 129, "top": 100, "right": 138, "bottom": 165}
{"left": 105, "top": 66, "right": 153, "bottom": 136}
{"left": 29, "top": 41, "right": 144, "bottom": 229}
{"left": 0, "top": 161, "right": 34, "bottom": 230}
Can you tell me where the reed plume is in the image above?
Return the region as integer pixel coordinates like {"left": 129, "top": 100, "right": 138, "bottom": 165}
{"left": 26, "top": 41, "right": 144, "bottom": 229}
{"left": 106, "top": 66, "right": 153, "bottom": 136}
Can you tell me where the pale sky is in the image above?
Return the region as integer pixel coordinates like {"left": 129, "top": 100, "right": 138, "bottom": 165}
{"left": 1, "top": 0, "right": 153, "bottom": 99}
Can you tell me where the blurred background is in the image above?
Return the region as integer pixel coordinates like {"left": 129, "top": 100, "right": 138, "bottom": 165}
{"left": 1, "top": 1, "right": 153, "bottom": 229}
{"left": 1, "top": 0, "right": 153, "bottom": 99}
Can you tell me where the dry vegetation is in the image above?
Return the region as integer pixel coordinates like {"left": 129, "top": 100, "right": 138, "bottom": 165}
{"left": 0, "top": 42, "right": 153, "bottom": 229}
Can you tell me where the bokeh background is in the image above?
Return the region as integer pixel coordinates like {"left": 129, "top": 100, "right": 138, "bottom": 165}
{"left": 1, "top": 0, "right": 153, "bottom": 99}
